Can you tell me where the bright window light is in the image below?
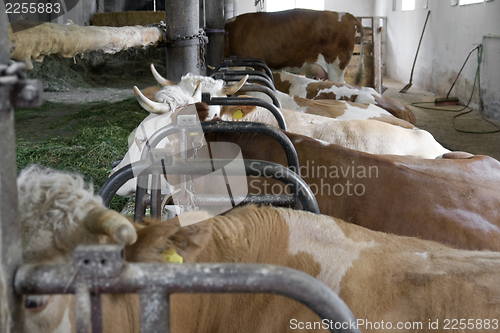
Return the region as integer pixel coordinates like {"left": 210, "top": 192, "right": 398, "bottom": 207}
{"left": 459, "top": 0, "right": 484, "bottom": 5}
{"left": 402, "top": 0, "right": 416, "bottom": 11}
{"left": 266, "top": 0, "right": 324, "bottom": 12}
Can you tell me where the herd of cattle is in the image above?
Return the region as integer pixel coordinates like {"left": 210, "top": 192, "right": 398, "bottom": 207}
{"left": 17, "top": 8, "right": 500, "bottom": 333}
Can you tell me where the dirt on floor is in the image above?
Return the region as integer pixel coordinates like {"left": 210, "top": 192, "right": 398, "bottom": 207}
{"left": 383, "top": 78, "right": 500, "bottom": 161}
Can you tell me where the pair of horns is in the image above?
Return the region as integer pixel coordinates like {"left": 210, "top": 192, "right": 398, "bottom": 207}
{"left": 83, "top": 207, "right": 137, "bottom": 245}
{"left": 151, "top": 63, "right": 249, "bottom": 95}
{"left": 133, "top": 64, "right": 249, "bottom": 114}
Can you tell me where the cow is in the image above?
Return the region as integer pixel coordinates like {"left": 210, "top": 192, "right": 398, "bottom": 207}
{"left": 110, "top": 65, "right": 247, "bottom": 196}
{"left": 214, "top": 103, "right": 448, "bottom": 158}
{"left": 273, "top": 96, "right": 416, "bottom": 129}
{"left": 272, "top": 71, "right": 416, "bottom": 124}
{"left": 147, "top": 82, "right": 416, "bottom": 129}
{"left": 18, "top": 165, "right": 139, "bottom": 333}
{"left": 224, "top": 9, "right": 365, "bottom": 84}
{"left": 23, "top": 198, "right": 500, "bottom": 333}
{"left": 203, "top": 130, "right": 500, "bottom": 252}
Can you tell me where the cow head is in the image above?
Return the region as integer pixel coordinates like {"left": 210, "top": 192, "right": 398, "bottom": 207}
{"left": 19, "top": 165, "right": 137, "bottom": 333}
{"left": 111, "top": 65, "right": 248, "bottom": 197}
{"left": 139, "top": 64, "right": 248, "bottom": 118}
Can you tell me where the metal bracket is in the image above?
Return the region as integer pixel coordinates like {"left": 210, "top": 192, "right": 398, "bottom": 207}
{"left": 177, "top": 114, "right": 198, "bottom": 128}
{"left": 0, "top": 61, "right": 43, "bottom": 110}
{"left": 73, "top": 244, "right": 125, "bottom": 279}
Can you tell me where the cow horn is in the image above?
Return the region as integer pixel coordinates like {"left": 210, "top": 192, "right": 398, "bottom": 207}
{"left": 133, "top": 86, "right": 172, "bottom": 115}
{"left": 83, "top": 207, "right": 137, "bottom": 245}
{"left": 150, "top": 63, "right": 176, "bottom": 86}
{"left": 221, "top": 75, "right": 249, "bottom": 95}
{"left": 192, "top": 80, "right": 202, "bottom": 97}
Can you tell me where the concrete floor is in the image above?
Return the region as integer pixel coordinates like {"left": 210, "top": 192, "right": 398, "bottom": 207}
{"left": 382, "top": 77, "right": 500, "bottom": 161}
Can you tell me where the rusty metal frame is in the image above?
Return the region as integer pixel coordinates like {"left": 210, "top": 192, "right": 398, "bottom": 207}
{"left": 15, "top": 244, "right": 361, "bottom": 333}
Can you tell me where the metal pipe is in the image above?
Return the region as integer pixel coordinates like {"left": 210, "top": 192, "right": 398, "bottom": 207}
{"left": 100, "top": 159, "right": 319, "bottom": 214}
{"left": 0, "top": 5, "right": 24, "bottom": 332}
{"left": 140, "top": 288, "right": 170, "bottom": 333}
{"left": 16, "top": 262, "right": 360, "bottom": 333}
{"left": 205, "top": 0, "right": 226, "bottom": 74}
{"left": 237, "top": 84, "right": 282, "bottom": 108}
{"left": 192, "top": 194, "right": 294, "bottom": 206}
{"left": 202, "top": 95, "right": 286, "bottom": 130}
{"left": 212, "top": 69, "right": 274, "bottom": 84}
{"left": 213, "top": 58, "right": 274, "bottom": 84}
{"left": 140, "top": 122, "right": 298, "bottom": 174}
{"left": 165, "top": 0, "right": 201, "bottom": 81}
{"left": 212, "top": 73, "right": 276, "bottom": 90}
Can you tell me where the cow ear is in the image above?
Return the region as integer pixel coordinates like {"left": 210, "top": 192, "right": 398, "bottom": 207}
{"left": 168, "top": 214, "right": 214, "bottom": 262}
{"left": 127, "top": 212, "right": 213, "bottom": 263}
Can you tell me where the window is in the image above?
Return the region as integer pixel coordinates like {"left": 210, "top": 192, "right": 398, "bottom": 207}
{"left": 460, "top": 0, "right": 484, "bottom": 4}
{"left": 266, "top": 0, "right": 324, "bottom": 12}
{"left": 402, "top": 0, "right": 416, "bottom": 11}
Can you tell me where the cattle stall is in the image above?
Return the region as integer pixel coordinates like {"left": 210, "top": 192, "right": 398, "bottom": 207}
{"left": 5, "top": 0, "right": 500, "bottom": 331}
{"left": 0, "top": 2, "right": 364, "bottom": 332}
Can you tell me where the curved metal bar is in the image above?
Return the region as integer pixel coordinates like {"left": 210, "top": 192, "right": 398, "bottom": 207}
{"left": 237, "top": 83, "right": 282, "bottom": 108}
{"left": 202, "top": 94, "right": 287, "bottom": 131}
{"left": 16, "top": 262, "right": 360, "bottom": 333}
{"left": 219, "top": 73, "right": 275, "bottom": 90}
{"left": 201, "top": 121, "right": 298, "bottom": 173}
{"left": 213, "top": 57, "right": 274, "bottom": 84}
{"left": 213, "top": 72, "right": 276, "bottom": 91}
{"left": 99, "top": 159, "right": 319, "bottom": 214}
{"left": 212, "top": 70, "right": 274, "bottom": 85}
{"left": 138, "top": 122, "right": 297, "bottom": 170}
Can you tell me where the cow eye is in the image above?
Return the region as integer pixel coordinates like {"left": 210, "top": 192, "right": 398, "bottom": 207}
{"left": 25, "top": 295, "right": 49, "bottom": 309}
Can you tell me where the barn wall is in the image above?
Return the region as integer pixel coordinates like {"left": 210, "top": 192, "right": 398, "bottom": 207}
{"left": 376, "top": 0, "right": 500, "bottom": 120}
{"left": 323, "top": 0, "right": 375, "bottom": 16}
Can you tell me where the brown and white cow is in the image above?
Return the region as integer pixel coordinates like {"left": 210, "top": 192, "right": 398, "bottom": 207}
{"left": 204, "top": 130, "right": 500, "bottom": 251}
{"left": 25, "top": 199, "right": 500, "bottom": 332}
{"left": 215, "top": 103, "right": 447, "bottom": 158}
{"left": 224, "top": 9, "right": 365, "bottom": 83}
{"left": 273, "top": 71, "right": 416, "bottom": 124}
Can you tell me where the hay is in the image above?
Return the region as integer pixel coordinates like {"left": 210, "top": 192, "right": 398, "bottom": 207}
{"left": 9, "top": 19, "right": 164, "bottom": 70}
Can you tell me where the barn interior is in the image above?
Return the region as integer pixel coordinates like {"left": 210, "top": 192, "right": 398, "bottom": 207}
{"left": 2, "top": 0, "right": 500, "bottom": 331}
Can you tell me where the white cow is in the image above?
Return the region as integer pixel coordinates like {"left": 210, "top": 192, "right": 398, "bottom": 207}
{"left": 110, "top": 65, "right": 247, "bottom": 196}
{"left": 272, "top": 71, "right": 416, "bottom": 124}
{"left": 218, "top": 104, "right": 449, "bottom": 158}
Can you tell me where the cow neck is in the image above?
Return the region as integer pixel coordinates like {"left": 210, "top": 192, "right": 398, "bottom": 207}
{"left": 194, "top": 205, "right": 321, "bottom": 276}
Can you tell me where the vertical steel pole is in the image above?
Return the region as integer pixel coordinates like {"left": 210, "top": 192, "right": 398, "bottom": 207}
{"left": 0, "top": 5, "right": 24, "bottom": 333}
{"left": 165, "top": 0, "right": 201, "bottom": 82}
{"left": 205, "top": 0, "right": 226, "bottom": 72}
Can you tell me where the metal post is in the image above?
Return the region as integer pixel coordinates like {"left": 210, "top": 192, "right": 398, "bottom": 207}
{"left": 205, "top": 0, "right": 226, "bottom": 73}
{"left": 0, "top": 5, "right": 24, "bottom": 332}
{"left": 165, "top": 0, "right": 201, "bottom": 81}
{"left": 373, "top": 17, "right": 383, "bottom": 94}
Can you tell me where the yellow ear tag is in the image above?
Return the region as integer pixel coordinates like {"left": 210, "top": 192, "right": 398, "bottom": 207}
{"left": 161, "top": 248, "right": 183, "bottom": 263}
{"left": 233, "top": 108, "right": 244, "bottom": 119}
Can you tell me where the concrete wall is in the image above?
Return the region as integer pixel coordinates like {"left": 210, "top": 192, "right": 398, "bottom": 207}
{"left": 376, "top": 0, "right": 500, "bottom": 119}
{"left": 323, "top": 0, "right": 374, "bottom": 16}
